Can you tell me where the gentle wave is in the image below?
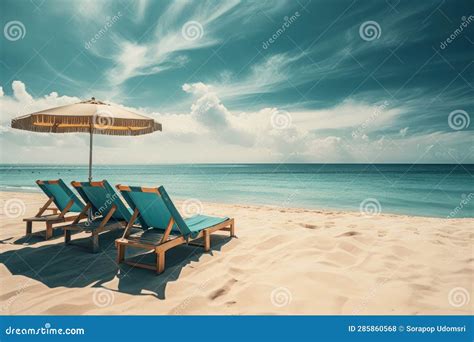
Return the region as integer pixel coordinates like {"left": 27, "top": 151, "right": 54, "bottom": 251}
{"left": 0, "top": 164, "right": 472, "bottom": 218}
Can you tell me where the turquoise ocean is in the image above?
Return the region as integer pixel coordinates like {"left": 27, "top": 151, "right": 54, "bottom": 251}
{"left": 0, "top": 164, "right": 472, "bottom": 218}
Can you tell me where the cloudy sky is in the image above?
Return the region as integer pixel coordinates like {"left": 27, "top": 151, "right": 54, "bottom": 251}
{"left": 0, "top": 0, "right": 472, "bottom": 164}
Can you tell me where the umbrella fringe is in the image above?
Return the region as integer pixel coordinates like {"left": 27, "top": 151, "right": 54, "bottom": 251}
{"left": 11, "top": 114, "right": 162, "bottom": 135}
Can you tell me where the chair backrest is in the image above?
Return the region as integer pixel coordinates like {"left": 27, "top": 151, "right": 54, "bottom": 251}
{"left": 71, "top": 180, "right": 132, "bottom": 222}
{"left": 36, "top": 179, "right": 84, "bottom": 212}
{"left": 117, "top": 185, "right": 194, "bottom": 237}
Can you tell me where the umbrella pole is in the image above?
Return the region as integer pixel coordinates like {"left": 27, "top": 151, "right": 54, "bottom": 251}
{"left": 88, "top": 128, "right": 93, "bottom": 182}
{"left": 88, "top": 127, "right": 93, "bottom": 222}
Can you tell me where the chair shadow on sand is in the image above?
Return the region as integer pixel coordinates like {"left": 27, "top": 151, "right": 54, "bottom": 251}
{"left": 9, "top": 226, "right": 66, "bottom": 245}
{"left": 0, "top": 229, "right": 233, "bottom": 300}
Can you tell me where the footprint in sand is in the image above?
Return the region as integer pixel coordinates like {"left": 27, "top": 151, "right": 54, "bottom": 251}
{"left": 299, "top": 223, "right": 319, "bottom": 229}
{"left": 208, "top": 278, "right": 238, "bottom": 300}
{"left": 336, "top": 231, "right": 360, "bottom": 237}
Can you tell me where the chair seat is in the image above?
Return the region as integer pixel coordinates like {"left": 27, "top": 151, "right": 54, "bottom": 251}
{"left": 124, "top": 214, "right": 230, "bottom": 245}
{"left": 23, "top": 215, "right": 66, "bottom": 223}
{"left": 64, "top": 220, "right": 124, "bottom": 232}
{"left": 127, "top": 229, "right": 168, "bottom": 245}
{"left": 184, "top": 214, "right": 229, "bottom": 233}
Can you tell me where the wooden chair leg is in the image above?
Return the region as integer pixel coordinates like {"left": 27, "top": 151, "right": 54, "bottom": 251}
{"left": 26, "top": 221, "right": 32, "bottom": 236}
{"left": 156, "top": 251, "right": 165, "bottom": 274}
{"left": 91, "top": 234, "right": 99, "bottom": 253}
{"left": 64, "top": 229, "right": 71, "bottom": 244}
{"left": 45, "top": 223, "right": 53, "bottom": 240}
{"left": 230, "top": 222, "right": 236, "bottom": 237}
{"left": 203, "top": 230, "right": 210, "bottom": 252}
{"left": 117, "top": 244, "right": 125, "bottom": 264}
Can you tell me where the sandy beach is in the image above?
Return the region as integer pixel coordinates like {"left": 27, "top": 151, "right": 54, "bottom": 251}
{"left": 0, "top": 191, "right": 472, "bottom": 315}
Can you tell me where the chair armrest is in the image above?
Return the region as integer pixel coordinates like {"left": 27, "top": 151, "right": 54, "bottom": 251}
{"left": 44, "top": 208, "right": 59, "bottom": 214}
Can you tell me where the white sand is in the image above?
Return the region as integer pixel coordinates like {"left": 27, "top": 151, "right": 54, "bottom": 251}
{"left": 0, "top": 191, "right": 472, "bottom": 315}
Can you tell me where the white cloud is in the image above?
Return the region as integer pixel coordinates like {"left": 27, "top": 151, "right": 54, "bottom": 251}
{"left": 293, "top": 99, "right": 401, "bottom": 131}
{"left": 12, "top": 81, "right": 33, "bottom": 103}
{"left": 400, "top": 127, "right": 409, "bottom": 137}
{"left": 1, "top": 81, "right": 472, "bottom": 164}
{"left": 104, "top": 1, "right": 242, "bottom": 85}
{"left": 135, "top": 0, "right": 151, "bottom": 22}
{"left": 210, "top": 53, "right": 305, "bottom": 100}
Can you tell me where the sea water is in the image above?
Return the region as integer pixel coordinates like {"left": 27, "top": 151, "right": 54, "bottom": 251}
{"left": 0, "top": 164, "right": 472, "bottom": 218}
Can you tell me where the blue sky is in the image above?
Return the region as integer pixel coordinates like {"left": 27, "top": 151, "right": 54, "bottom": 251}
{"left": 0, "top": 0, "right": 473, "bottom": 163}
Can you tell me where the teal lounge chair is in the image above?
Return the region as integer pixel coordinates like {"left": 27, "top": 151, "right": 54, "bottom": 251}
{"left": 23, "top": 179, "right": 86, "bottom": 239}
{"left": 115, "top": 185, "right": 235, "bottom": 274}
{"left": 64, "top": 180, "right": 137, "bottom": 252}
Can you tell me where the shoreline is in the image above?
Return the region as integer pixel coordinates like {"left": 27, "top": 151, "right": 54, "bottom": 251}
{"left": 0, "top": 191, "right": 472, "bottom": 315}
{"left": 0, "top": 189, "right": 470, "bottom": 220}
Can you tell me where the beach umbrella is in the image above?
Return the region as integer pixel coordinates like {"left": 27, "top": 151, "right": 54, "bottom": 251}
{"left": 11, "top": 97, "right": 162, "bottom": 181}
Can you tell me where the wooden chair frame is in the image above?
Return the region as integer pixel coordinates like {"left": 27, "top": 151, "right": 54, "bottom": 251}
{"left": 115, "top": 185, "right": 236, "bottom": 274}
{"left": 63, "top": 181, "right": 132, "bottom": 253}
{"left": 23, "top": 180, "right": 85, "bottom": 240}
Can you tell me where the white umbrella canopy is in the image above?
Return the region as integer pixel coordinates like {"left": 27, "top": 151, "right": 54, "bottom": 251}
{"left": 11, "top": 97, "right": 162, "bottom": 181}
